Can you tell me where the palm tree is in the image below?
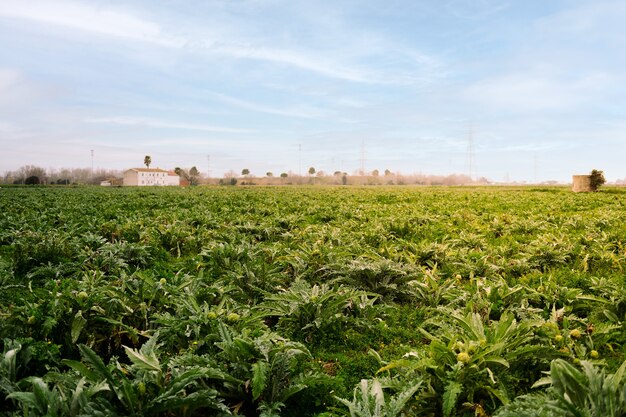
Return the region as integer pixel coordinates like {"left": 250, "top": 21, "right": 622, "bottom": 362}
{"left": 144, "top": 155, "right": 151, "bottom": 169}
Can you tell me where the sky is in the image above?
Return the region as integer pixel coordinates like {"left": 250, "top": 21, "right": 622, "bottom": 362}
{"left": 1, "top": 0, "right": 625, "bottom": 183}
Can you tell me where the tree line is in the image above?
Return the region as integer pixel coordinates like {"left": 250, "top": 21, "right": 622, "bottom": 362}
{"left": 1, "top": 165, "right": 123, "bottom": 185}
{"left": 2, "top": 163, "right": 489, "bottom": 187}
{"left": 222, "top": 167, "right": 488, "bottom": 186}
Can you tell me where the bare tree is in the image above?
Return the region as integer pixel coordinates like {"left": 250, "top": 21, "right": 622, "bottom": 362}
{"left": 189, "top": 166, "right": 199, "bottom": 185}
{"left": 174, "top": 166, "right": 200, "bottom": 186}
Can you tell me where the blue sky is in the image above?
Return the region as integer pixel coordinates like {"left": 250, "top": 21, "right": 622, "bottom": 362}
{"left": 1, "top": 0, "right": 625, "bottom": 182}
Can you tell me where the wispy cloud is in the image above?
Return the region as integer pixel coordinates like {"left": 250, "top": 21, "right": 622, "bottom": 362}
{"left": 208, "top": 92, "right": 327, "bottom": 119}
{"left": 534, "top": 1, "right": 626, "bottom": 38}
{"left": 0, "top": 1, "right": 441, "bottom": 86}
{"left": 206, "top": 43, "right": 373, "bottom": 83}
{"left": 85, "top": 117, "right": 253, "bottom": 134}
{"left": 0, "top": 1, "right": 183, "bottom": 47}
{"left": 199, "top": 41, "right": 436, "bottom": 85}
{"left": 489, "top": 141, "right": 576, "bottom": 153}
{"left": 445, "top": 0, "right": 511, "bottom": 20}
{"left": 461, "top": 71, "right": 614, "bottom": 112}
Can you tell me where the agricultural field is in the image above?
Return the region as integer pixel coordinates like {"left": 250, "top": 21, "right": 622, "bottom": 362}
{"left": 0, "top": 185, "right": 625, "bottom": 416}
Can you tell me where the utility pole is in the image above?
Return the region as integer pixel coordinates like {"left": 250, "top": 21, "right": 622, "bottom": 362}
{"left": 466, "top": 123, "right": 474, "bottom": 181}
{"left": 360, "top": 139, "right": 366, "bottom": 185}
{"left": 298, "top": 144, "right": 302, "bottom": 178}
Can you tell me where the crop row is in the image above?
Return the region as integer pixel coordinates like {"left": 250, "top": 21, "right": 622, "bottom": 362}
{"left": 0, "top": 186, "right": 625, "bottom": 416}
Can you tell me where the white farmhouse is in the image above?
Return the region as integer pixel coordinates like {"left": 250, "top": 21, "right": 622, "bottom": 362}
{"left": 166, "top": 171, "right": 180, "bottom": 186}
{"left": 123, "top": 168, "right": 173, "bottom": 186}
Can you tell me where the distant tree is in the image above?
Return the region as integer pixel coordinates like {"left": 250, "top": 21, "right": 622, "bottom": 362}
{"left": 3, "top": 166, "right": 122, "bottom": 185}
{"left": 174, "top": 167, "right": 188, "bottom": 185}
{"left": 189, "top": 166, "right": 199, "bottom": 185}
{"left": 342, "top": 174, "right": 348, "bottom": 185}
{"left": 371, "top": 169, "right": 379, "bottom": 177}
{"left": 280, "top": 172, "right": 288, "bottom": 178}
{"left": 12, "top": 165, "right": 47, "bottom": 184}
{"left": 242, "top": 168, "right": 250, "bottom": 177}
{"left": 266, "top": 172, "right": 273, "bottom": 177}
{"left": 334, "top": 171, "right": 342, "bottom": 176}
{"left": 25, "top": 175, "right": 40, "bottom": 185}
{"left": 173, "top": 166, "right": 199, "bottom": 185}
{"left": 230, "top": 177, "right": 237, "bottom": 186}
{"left": 384, "top": 169, "right": 392, "bottom": 176}
{"left": 590, "top": 169, "right": 606, "bottom": 191}
{"left": 144, "top": 155, "right": 151, "bottom": 169}
{"left": 308, "top": 167, "right": 316, "bottom": 176}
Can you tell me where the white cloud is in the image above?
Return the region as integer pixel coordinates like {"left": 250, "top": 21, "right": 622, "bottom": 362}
{"left": 461, "top": 72, "right": 614, "bottom": 112}
{"left": 489, "top": 141, "right": 575, "bottom": 153}
{"left": 535, "top": 1, "right": 626, "bottom": 38}
{"left": 209, "top": 92, "right": 327, "bottom": 119}
{"left": 240, "top": 45, "right": 439, "bottom": 86}
{"left": 330, "top": 97, "right": 368, "bottom": 109}
{"left": 0, "top": 1, "right": 183, "bottom": 47}
{"left": 0, "top": 1, "right": 441, "bottom": 86}
{"left": 205, "top": 42, "right": 375, "bottom": 84}
{"left": 85, "top": 117, "right": 254, "bottom": 134}
{"left": 445, "top": 0, "right": 510, "bottom": 19}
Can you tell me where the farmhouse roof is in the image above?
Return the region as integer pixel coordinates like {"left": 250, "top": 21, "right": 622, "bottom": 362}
{"left": 125, "top": 168, "right": 168, "bottom": 173}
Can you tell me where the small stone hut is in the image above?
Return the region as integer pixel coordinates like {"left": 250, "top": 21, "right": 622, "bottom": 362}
{"left": 572, "top": 175, "right": 592, "bottom": 192}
